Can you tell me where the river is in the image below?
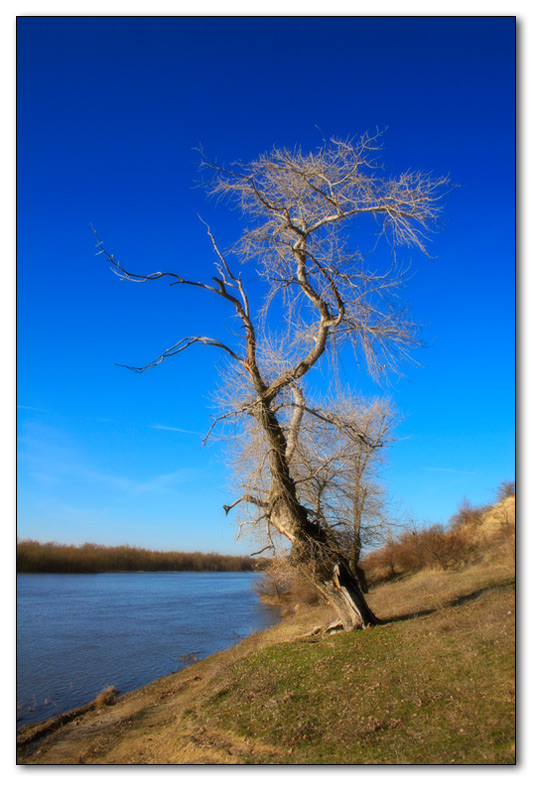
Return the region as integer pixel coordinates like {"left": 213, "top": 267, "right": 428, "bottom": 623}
{"left": 17, "top": 571, "right": 279, "bottom": 729}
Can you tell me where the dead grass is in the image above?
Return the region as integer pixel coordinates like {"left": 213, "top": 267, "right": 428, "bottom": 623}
{"left": 95, "top": 687, "right": 118, "bottom": 709}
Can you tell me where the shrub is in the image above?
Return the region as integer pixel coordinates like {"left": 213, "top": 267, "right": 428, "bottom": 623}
{"left": 362, "top": 492, "right": 514, "bottom": 587}
{"left": 95, "top": 686, "right": 118, "bottom": 708}
{"left": 448, "top": 498, "right": 487, "bottom": 533}
{"left": 255, "top": 558, "right": 323, "bottom": 610}
{"left": 496, "top": 480, "right": 515, "bottom": 503}
{"left": 254, "top": 574, "right": 292, "bottom": 605}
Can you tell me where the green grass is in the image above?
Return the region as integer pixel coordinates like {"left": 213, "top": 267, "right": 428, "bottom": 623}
{"left": 192, "top": 573, "right": 515, "bottom": 764}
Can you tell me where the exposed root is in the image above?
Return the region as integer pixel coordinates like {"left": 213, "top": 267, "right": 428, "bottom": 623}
{"left": 295, "top": 625, "right": 323, "bottom": 639}
{"left": 296, "top": 619, "right": 347, "bottom": 639}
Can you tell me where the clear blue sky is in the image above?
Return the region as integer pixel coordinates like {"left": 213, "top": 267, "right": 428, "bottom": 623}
{"left": 17, "top": 16, "right": 515, "bottom": 555}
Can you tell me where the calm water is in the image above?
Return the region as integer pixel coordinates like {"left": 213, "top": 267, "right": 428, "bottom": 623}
{"left": 17, "top": 572, "right": 279, "bottom": 729}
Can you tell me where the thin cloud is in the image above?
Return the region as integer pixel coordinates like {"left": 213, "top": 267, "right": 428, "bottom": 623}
{"left": 136, "top": 469, "right": 199, "bottom": 493}
{"left": 17, "top": 405, "right": 47, "bottom": 412}
{"left": 150, "top": 424, "right": 202, "bottom": 435}
{"left": 19, "top": 422, "right": 198, "bottom": 497}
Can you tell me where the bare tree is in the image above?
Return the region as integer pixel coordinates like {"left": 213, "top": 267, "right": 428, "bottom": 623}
{"left": 293, "top": 392, "right": 397, "bottom": 592}
{"left": 95, "top": 131, "right": 448, "bottom": 630}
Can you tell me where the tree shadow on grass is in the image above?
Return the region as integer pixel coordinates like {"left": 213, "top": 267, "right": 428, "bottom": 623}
{"left": 379, "top": 579, "right": 515, "bottom": 626}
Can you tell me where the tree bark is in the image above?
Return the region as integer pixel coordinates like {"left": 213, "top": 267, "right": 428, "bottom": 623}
{"left": 352, "top": 562, "right": 369, "bottom": 595}
{"left": 330, "top": 560, "right": 378, "bottom": 627}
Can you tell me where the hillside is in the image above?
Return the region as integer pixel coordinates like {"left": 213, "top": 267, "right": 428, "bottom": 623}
{"left": 18, "top": 498, "right": 515, "bottom": 764}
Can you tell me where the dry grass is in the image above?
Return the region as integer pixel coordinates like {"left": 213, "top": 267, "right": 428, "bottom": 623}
{"left": 95, "top": 687, "right": 118, "bottom": 709}
{"left": 197, "top": 557, "right": 515, "bottom": 764}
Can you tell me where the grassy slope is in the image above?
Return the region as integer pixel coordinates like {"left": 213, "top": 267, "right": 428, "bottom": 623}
{"left": 200, "top": 564, "right": 515, "bottom": 764}
{"left": 18, "top": 551, "right": 515, "bottom": 765}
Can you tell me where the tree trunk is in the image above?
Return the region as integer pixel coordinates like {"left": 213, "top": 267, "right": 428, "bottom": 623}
{"left": 284, "top": 519, "right": 380, "bottom": 630}
{"left": 318, "top": 557, "right": 379, "bottom": 629}
{"left": 349, "top": 542, "right": 369, "bottom": 594}
{"left": 350, "top": 480, "right": 369, "bottom": 593}
{"left": 256, "top": 400, "right": 380, "bottom": 630}
{"left": 352, "top": 562, "right": 369, "bottom": 595}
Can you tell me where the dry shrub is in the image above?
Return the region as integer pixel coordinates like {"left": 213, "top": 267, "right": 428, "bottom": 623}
{"left": 477, "top": 496, "right": 515, "bottom": 539}
{"left": 289, "top": 577, "right": 324, "bottom": 607}
{"left": 255, "top": 557, "right": 323, "bottom": 610}
{"left": 95, "top": 686, "right": 118, "bottom": 708}
{"left": 476, "top": 496, "right": 515, "bottom": 563}
{"left": 414, "top": 523, "right": 480, "bottom": 571}
{"left": 16, "top": 540, "right": 262, "bottom": 574}
{"left": 362, "top": 493, "right": 515, "bottom": 587}
{"left": 363, "top": 541, "right": 402, "bottom": 586}
{"left": 254, "top": 573, "right": 292, "bottom": 605}
{"left": 496, "top": 480, "right": 515, "bottom": 503}
{"left": 449, "top": 498, "right": 488, "bottom": 533}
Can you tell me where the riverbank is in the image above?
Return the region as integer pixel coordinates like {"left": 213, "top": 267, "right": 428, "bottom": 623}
{"left": 17, "top": 549, "right": 515, "bottom": 765}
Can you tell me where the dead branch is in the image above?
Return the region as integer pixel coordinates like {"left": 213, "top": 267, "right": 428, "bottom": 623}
{"left": 223, "top": 494, "right": 269, "bottom": 516}
{"left": 250, "top": 544, "right": 274, "bottom": 557}
{"left": 115, "top": 336, "right": 246, "bottom": 373}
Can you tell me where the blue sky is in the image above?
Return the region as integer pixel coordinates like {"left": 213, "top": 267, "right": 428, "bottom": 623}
{"left": 17, "top": 16, "right": 515, "bottom": 554}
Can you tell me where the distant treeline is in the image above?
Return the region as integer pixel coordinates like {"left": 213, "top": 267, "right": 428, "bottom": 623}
{"left": 17, "top": 540, "right": 270, "bottom": 574}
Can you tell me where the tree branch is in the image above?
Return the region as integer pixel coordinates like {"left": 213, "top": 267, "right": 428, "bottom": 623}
{"left": 250, "top": 544, "right": 274, "bottom": 557}
{"left": 223, "top": 494, "right": 269, "bottom": 516}
{"left": 285, "top": 384, "right": 305, "bottom": 463}
{"left": 116, "top": 336, "right": 246, "bottom": 373}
